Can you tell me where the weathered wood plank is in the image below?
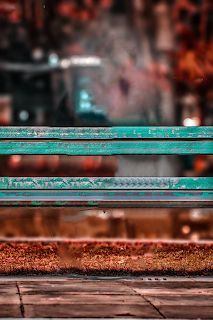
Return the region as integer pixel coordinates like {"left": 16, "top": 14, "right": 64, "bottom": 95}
{"left": 0, "top": 126, "right": 212, "bottom": 139}
{"left": 0, "top": 305, "right": 22, "bottom": 318}
{"left": 19, "top": 283, "right": 132, "bottom": 295}
{"left": 145, "top": 295, "right": 213, "bottom": 306}
{"left": 0, "top": 293, "right": 22, "bottom": 317}
{"left": 158, "top": 306, "right": 213, "bottom": 319}
{"left": 0, "top": 177, "right": 211, "bottom": 190}
{"left": 126, "top": 280, "right": 213, "bottom": 289}
{"left": 0, "top": 284, "right": 19, "bottom": 294}
{"left": 0, "top": 294, "right": 20, "bottom": 305}
{"left": 133, "top": 288, "right": 213, "bottom": 296}
{"left": 0, "top": 141, "right": 212, "bottom": 155}
{"left": 24, "top": 304, "right": 160, "bottom": 318}
{"left": 0, "top": 190, "right": 212, "bottom": 208}
{"left": 22, "top": 294, "right": 146, "bottom": 304}
{"left": 1, "top": 278, "right": 213, "bottom": 319}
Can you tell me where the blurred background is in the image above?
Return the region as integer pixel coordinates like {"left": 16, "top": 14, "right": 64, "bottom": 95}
{"left": 0, "top": 0, "right": 212, "bottom": 241}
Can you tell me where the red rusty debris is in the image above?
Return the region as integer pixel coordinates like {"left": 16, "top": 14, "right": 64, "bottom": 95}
{"left": 0, "top": 240, "right": 212, "bottom": 276}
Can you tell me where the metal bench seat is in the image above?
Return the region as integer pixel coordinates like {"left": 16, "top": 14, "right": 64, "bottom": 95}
{"left": 0, "top": 126, "right": 212, "bottom": 208}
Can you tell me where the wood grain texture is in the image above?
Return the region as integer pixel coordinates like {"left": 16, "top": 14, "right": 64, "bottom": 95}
{"left": 24, "top": 304, "right": 160, "bottom": 318}
{"left": 0, "top": 177, "right": 211, "bottom": 190}
{"left": 1, "top": 278, "right": 213, "bottom": 319}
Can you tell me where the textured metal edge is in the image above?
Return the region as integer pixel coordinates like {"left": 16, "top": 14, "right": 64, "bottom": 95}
{"left": 0, "top": 126, "right": 212, "bottom": 140}
{"left": 0, "top": 177, "right": 212, "bottom": 190}
{"left": 0, "top": 141, "right": 212, "bottom": 155}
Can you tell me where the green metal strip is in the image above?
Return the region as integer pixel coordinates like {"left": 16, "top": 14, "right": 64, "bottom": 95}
{"left": 0, "top": 190, "right": 212, "bottom": 208}
{"left": 0, "top": 177, "right": 212, "bottom": 190}
{"left": 0, "top": 141, "right": 212, "bottom": 155}
{"left": 0, "top": 190, "right": 213, "bottom": 208}
{"left": 0, "top": 126, "right": 212, "bottom": 140}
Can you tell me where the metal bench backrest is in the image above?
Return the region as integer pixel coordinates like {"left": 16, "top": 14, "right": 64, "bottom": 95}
{"left": 0, "top": 126, "right": 212, "bottom": 208}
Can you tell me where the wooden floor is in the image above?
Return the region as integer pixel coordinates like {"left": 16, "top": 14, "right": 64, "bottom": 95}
{"left": 0, "top": 277, "right": 212, "bottom": 319}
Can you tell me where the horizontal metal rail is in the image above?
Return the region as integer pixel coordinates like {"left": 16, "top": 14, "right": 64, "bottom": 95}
{"left": 0, "top": 127, "right": 212, "bottom": 208}
{"left": 0, "top": 141, "right": 212, "bottom": 155}
{"left": 0, "top": 126, "right": 212, "bottom": 139}
{"left": 0, "top": 177, "right": 212, "bottom": 190}
{"left": 0, "top": 190, "right": 212, "bottom": 208}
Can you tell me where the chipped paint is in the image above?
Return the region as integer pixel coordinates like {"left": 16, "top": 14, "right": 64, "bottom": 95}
{"left": 0, "top": 126, "right": 212, "bottom": 139}
{"left": 0, "top": 177, "right": 211, "bottom": 190}
{"left": 0, "top": 141, "right": 212, "bottom": 155}
{"left": 0, "top": 126, "right": 212, "bottom": 208}
{"left": 0, "top": 190, "right": 212, "bottom": 208}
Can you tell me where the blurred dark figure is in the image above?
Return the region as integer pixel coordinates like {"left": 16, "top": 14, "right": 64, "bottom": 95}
{"left": 53, "top": 0, "right": 180, "bottom": 175}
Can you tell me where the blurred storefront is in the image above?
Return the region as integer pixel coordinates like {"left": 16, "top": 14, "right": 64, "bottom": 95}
{"left": 0, "top": 0, "right": 212, "bottom": 241}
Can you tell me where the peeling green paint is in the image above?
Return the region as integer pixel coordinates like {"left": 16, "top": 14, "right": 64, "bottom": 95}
{"left": 0, "top": 177, "right": 211, "bottom": 190}
{"left": 0, "top": 141, "right": 212, "bottom": 155}
{"left": 0, "top": 126, "right": 212, "bottom": 208}
{"left": 0, "top": 126, "right": 212, "bottom": 139}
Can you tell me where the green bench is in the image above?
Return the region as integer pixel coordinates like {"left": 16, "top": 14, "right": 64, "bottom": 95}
{"left": 0, "top": 126, "right": 212, "bottom": 208}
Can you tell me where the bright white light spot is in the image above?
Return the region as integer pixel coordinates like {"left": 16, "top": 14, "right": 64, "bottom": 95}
{"left": 70, "top": 56, "right": 102, "bottom": 67}
{"left": 80, "top": 90, "right": 90, "bottom": 100}
{"left": 190, "top": 209, "right": 202, "bottom": 220}
{"left": 60, "top": 56, "right": 102, "bottom": 69}
{"left": 61, "top": 59, "right": 70, "bottom": 69}
{"left": 48, "top": 53, "right": 59, "bottom": 66}
{"left": 32, "top": 48, "right": 44, "bottom": 61}
{"left": 183, "top": 117, "right": 200, "bottom": 127}
{"left": 19, "top": 110, "right": 29, "bottom": 122}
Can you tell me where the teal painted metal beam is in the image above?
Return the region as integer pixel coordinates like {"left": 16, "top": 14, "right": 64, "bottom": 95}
{"left": 0, "top": 126, "right": 212, "bottom": 140}
{"left": 0, "top": 141, "right": 212, "bottom": 155}
{"left": 0, "top": 177, "right": 212, "bottom": 190}
{"left": 0, "top": 190, "right": 212, "bottom": 208}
